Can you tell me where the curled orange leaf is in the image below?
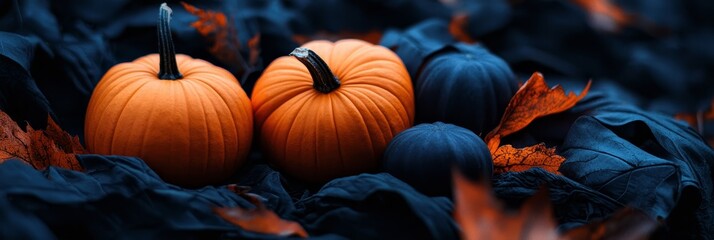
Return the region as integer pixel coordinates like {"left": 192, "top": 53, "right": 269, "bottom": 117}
{"left": 453, "top": 170, "right": 558, "bottom": 240}
{"left": 0, "top": 111, "right": 84, "bottom": 171}
{"left": 215, "top": 193, "right": 308, "bottom": 238}
{"left": 492, "top": 143, "right": 565, "bottom": 174}
{"left": 485, "top": 72, "right": 591, "bottom": 153}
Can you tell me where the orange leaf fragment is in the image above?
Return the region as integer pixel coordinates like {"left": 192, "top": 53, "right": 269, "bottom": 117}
{"left": 561, "top": 208, "right": 658, "bottom": 240}
{"left": 453, "top": 170, "right": 658, "bottom": 240}
{"left": 572, "top": 0, "right": 633, "bottom": 32}
{"left": 0, "top": 111, "right": 84, "bottom": 171}
{"left": 675, "top": 99, "right": 714, "bottom": 148}
{"left": 485, "top": 72, "right": 591, "bottom": 153}
{"left": 449, "top": 14, "right": 477, "bottom": 44}
{"left": 181, "top": 2, "right": 233, "bottom": 55}
{"left": 453, "top": 171, "right": 558, "bottom": 240}
{"left": 182, "top": 2, "right": 260, "bottom": 75}
{"left": 247, "top": 33, "right": 261, "bottom": 66}
{"left": 215, "top": 193, "right": 308, "bottom": 238}
{"left": 492, "top": 143, "right": 565, "bottom": 174}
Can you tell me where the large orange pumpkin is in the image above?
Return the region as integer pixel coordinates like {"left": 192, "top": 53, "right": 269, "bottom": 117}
{"left": 252, "top": 39, "right": 414, "bottom": 183}
{"left": 84, "top": 4, "right": 252, "bottom": 187}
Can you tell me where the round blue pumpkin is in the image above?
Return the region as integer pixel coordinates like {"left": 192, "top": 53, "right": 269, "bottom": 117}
{"left": 415, "top": 43, "right": 518, "bottom": 134}
{"left": 383, "top": 122, "right": 493, "bottom": 196}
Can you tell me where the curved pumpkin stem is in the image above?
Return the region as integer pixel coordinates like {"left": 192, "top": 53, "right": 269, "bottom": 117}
{"left": 290, "top": 48, "right": 340, "bottom": 93}
{"left": 157, "top": 3, "right": 183, "bottom": 80}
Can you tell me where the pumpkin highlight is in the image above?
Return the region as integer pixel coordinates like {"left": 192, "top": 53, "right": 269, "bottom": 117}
{"left": 252, "top": 39, "right": 414, "bottom": 183}
{"left": 84, "top": 3, "right": 253, "bottom": 187}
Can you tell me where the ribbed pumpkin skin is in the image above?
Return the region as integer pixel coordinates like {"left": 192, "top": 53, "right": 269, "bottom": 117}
{"left": 415, "top": 44, "right": 517, "bottom": 135}
{"left": 85, "top": 54, "right": 253, "bottom": 186}
{"left": 383, "top": 122, "right": 492, "bottom": 196}
{"left": 252, "top": 39, "right": 414, "bottom": 183}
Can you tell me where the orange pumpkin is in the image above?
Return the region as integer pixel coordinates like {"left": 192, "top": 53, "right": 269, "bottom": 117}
{"left": 252, "top": 39, "right": 414, "bottom": 183}
{"left": 84, "top": 4, "right": 252, "bottom": 187}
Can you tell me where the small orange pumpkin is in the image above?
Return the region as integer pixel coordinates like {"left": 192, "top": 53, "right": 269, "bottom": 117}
{"left": 252, "top": 39, "right": 414, "bottom": 183}
{"left": 84, "top": 4, "right": 252, "bottom": 187}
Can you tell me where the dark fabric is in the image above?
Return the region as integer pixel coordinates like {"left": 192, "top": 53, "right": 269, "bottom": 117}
{"left": 0, "top": 155, "right": 460, "bottom": 239}
{"left": 380, "top": 19, "right": 456, "bottom": 77}
{"left": 0, "top": 155, "right": 249, "bottom": 239}
{"left": 294, "top": 173, "right": 459, "bottom": 239}
{"left": 0, "top": 32, "right": 54, "bottom": 129}
{"left": 478, "top": 0, "right": 714, "bottom": 110}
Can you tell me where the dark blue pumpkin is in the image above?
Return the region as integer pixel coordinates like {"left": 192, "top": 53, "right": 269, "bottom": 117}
{"left": 381, "top": 20, "right": 518, "bottom": 134}
{"left": 415, "top": 43, "right": 518, "bottom": 134}
{"left": 383, "top": 122, "right": 493, "bottom": 196}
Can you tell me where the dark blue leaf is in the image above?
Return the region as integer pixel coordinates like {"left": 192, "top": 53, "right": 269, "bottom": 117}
{"left": 559, "top": 104, "right": 714, "bottom": 239}
{"left": 493, "top": 168, "right": 623, "bottom": 231}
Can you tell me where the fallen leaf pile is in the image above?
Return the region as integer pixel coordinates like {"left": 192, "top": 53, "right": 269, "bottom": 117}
{"left": 0, "top": 111, "right": 84, "bottom": 171}
{"left": 453, "top": 170, "right": 658, "bottom": 240}
{"left": 484, "top": 72, "right": 591, "bottom": 174}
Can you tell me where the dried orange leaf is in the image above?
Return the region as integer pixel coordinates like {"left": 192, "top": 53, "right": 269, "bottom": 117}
{"left": 453, "top": 170, "right": 558, "bottom": 240}
{"left": 181, "top": 2, "right": 234, "bottom": 53}
{"left": 0, "top": 111, "right": 84, "bottom": 171}
{"left": 675, "top": 99, "right": 714, "bottom": 131}
{"left": 485, "top": 72, "right": 591, "bottom": 152}
{"left": 454, "top": 169, "right": 657, "bottom": 240}
{"left": 492, "top": 143, "right": 565, "bottom": 174}
{"left": 560, "top": 208, "right": 657, "bottom": 240}
{"left": 181, "top": 2, "right": 258, "bottom": 80}
{"left": 449, "top": 14, "right": 477, "bottom": 44}
{"left": 215, "top": 193, "right": 308, "bottom": 238}
{"left": 674, "top": 112, "right": 698, "bottom": 128}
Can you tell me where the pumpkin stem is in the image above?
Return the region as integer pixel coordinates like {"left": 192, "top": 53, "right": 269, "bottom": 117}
{"left": 290, "top": 48, "right": 340, "bottom": 93}
{"left": 157, "top": 3, "right": 183, "bottom": 80}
